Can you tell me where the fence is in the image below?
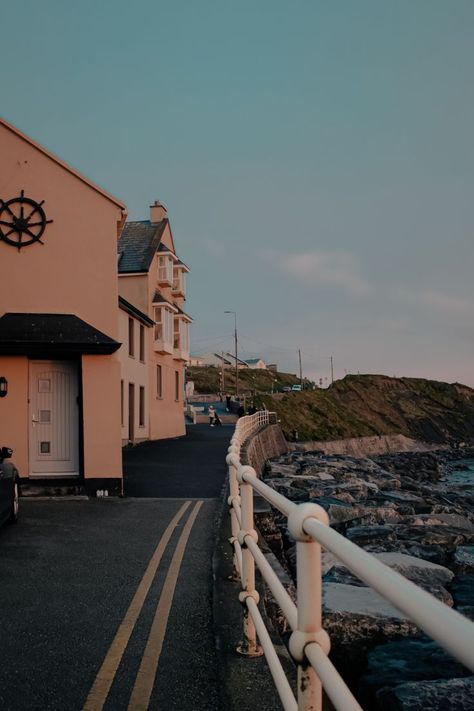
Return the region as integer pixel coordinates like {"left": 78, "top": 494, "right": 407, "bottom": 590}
{"left": 226, "top": 412, "right": 474, "bottom": 711}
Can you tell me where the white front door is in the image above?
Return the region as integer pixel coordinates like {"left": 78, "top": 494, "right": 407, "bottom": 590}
{"left": 29, "top": 361, "right": 79, "bottom": 477}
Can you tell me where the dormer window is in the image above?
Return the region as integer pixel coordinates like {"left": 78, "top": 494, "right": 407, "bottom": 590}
{"left": 172, "top": 260, "right": 190, "bottom": 297}
{"left": 172, "top": 267, "right": 186, "bottom": 296}
{"left": 158, "top": 255, "right": 173, "bottom": 285}
{"left": 172, "top": 311, "right": 191, "bottom": 361}
{"left": 153, "top": 305, "right": 174, "bottom": 354}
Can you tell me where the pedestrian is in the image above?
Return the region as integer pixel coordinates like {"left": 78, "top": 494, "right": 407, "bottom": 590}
{"left": 237, "top": 404, "right": 245, "bottom": 418}
{"left": 208, "top": 405, "right": 215, "bottom": 426}
{"left": 225, "top": 393, "right": 231, "bottom": 411}
{"left": 214, "top": 411, "right": 222, "bottom": 427}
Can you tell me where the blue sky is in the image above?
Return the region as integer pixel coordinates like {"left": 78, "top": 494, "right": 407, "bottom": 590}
{"left": 2, "top": 1, "right": 473, "bottom": 385}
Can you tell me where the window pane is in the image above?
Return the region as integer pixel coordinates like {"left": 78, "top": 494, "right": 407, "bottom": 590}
{"left": 139, "top": 386, "right": 145, "bottom": 427}
{"left": 128, "top": 318, "right": 134, "bottom": 357}
{"left": 156, "top": 365, "right": 162, "bottom": 398}
{"left": 139, "top": 324, "right": 145, "bottom": 361}
{"left": 175, "top": 370, "right": 179, "bottom": 400}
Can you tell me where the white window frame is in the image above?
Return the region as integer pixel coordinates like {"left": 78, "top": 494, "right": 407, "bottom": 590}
{"left": 154, "top": 306, "right": 173, "bottom": 349}
{"left": 158, "top": 255, "right": 173, "bottom": 285}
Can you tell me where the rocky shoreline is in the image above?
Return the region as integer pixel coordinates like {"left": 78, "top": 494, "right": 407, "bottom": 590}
{"left": 257, "top": 447, "right": 474, "bottom": 709}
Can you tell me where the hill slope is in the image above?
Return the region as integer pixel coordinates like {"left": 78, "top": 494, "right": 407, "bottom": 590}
{"left": 259, "top": 375, "right": 474, "bottom": 443}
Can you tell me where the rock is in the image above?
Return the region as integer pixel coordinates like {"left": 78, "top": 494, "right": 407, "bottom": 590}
{"left": 373, "top": 552, "right": 454, "bottom": 587}
{"left": 395, "top": 524, "right": 474, "bottom": 548}
{"left": 362, "top": 635, "right": 470, "bottom": 688}
{"left": 375, "top": 676, "right": 474, "bottom": 710}
{"left": 405, "top": 514, "right": 474, "bottom": 531}
{"left": 373, "top": 490, "right": 426, "bottom": 505}
{"left": 450, "top": 575, "right": 474, "bottom": 620}
{"left": 322, "top": 583, "right": 418, "bottom": 649}
{"left": 346, "top": 525, "right": 397, "bottom": 546}
{"left": 454, "top": 546, "right": 474, "bottom": 573}
{"left": 266, "top": 463, "right": 300, "bottom": 477}
{"left": 323, "top": 553, "right": 453, "bottom": 604}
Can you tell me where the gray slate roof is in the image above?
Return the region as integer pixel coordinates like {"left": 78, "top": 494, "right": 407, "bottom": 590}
{"left": 118, "top": 220, "right": 168, "bottom": 273}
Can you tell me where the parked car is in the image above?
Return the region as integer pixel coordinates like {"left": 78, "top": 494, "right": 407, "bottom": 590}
{"left": 291, "top": 384, "right": 302, "bottom": 391}
{"left": 0, "top": 446, "right": 19, "bottom": 526}
{"left": 282, "top": 386, "right": 292, "bottom": 392}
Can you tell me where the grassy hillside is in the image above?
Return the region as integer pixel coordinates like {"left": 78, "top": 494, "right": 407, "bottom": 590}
{"left": 187, "top": 365, "right": 304, "bottom": 394}
{"left": 256, "top": 374, "right": 474, "bottom": 443}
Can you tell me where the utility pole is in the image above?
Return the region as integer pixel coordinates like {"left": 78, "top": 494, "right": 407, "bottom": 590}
{"left": 330, "top": 356, "right": 334, "bottom": 384}
{"left": 298, "top": 349, "right": 303, "bottom": 387}
{"left": 221, "top": 351, "right": 226, "bottom": 393}
{"left": 224, "top": 311, "right": 238, "bottom": 396}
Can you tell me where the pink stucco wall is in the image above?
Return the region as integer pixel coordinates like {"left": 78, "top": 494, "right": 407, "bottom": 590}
{"left": 0, "top": 121, "right": 125, "bottom": 482}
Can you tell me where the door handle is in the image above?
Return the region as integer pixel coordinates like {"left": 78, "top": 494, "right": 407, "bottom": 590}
{"left": 32, "top": 415, "right": 39, "bottom": 423}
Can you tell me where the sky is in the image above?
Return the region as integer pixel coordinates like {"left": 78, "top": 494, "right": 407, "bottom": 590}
{"left": 2, "top": 1, "right": 473, "bottom": 386}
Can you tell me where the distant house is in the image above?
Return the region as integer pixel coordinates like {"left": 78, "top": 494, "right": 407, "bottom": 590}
{"left": 244, "top": 358, "right": 267, "bottom": 370}
{"left": 188, "top": 355, "right": 204, "bottom": 367}
{"left": 267, "top": 363, "right": 278, "bottom": 372}
{"left": 195, "top": 352, "right": 234, "bottom": 368}
{"left": 194, "top": 351, "right": 249, "bottom": 369}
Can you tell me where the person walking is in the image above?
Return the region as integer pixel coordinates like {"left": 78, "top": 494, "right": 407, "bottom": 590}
{"left": 225, "top": 393, "right": 231, "bottom": 411}
{"left": 213, "top": 411, "right": 222, "bottom": 427}
{"left": 208, "top": 405, "right": 215, "bottom": 426}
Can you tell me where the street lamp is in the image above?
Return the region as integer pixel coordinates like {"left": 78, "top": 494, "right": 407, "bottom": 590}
{"left": 224, "top": 310, "right": 238, "bottom": 396}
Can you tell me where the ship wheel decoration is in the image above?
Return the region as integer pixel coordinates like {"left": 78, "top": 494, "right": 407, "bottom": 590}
{"left": 0, "top": 190, "right": 53, "bottom": 250}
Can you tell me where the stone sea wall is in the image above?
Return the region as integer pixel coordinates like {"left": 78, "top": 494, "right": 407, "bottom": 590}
{"left": 242, "top": 423, "right": 288, "bottom": 473}
{"left": 254, "top": 446, "right": 474, "bottom": 710}
{"left": 289, "top": 433, "right": 445, "bottom": 457}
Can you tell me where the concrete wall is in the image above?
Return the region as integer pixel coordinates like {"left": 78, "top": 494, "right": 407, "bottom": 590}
{"left": 289, "top": 433, "right": 444, "bottom": 457}
{"left": 242, "top": 424, "right": 288, "bottom": 474}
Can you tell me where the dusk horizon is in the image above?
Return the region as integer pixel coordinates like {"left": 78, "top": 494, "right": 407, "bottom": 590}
{"left": 2, "top": 0, "right": 473, "bottom": 387}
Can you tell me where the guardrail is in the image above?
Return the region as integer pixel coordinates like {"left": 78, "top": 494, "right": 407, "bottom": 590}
{"left": 226, "top": 412, "right": 474, "bottom": 711}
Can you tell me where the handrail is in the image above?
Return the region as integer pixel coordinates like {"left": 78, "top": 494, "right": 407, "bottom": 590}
{"left": 227, "top": 412, "right": 474, "bottom": 710}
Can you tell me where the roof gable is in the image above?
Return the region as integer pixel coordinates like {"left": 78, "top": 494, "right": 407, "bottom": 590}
{"left": 0, "top": 117, "right": 126, "bottom": 211}
{"left": 118, "top": 219, "right": 167, "bottom": 273}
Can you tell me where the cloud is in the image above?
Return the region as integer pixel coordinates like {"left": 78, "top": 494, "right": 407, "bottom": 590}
{"left": 261, "top": 249, "right": 372, "bottom": 296}
{"left": 394, "top": 287, "right": 472, "bottom": 316}
{"left": 417, "top": 289, "right": 472, "bottom": 315}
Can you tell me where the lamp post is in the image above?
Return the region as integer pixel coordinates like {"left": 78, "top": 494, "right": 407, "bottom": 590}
{"left": 224, "top": 310, "right": 238, "bottom": 396}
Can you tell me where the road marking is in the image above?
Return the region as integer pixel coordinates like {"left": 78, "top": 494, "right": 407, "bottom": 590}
{"left": 127, "top": 500, "right": 204, "bottom": 711}
{"left": 82, "top": 501, "right": 191, "bottom": 711}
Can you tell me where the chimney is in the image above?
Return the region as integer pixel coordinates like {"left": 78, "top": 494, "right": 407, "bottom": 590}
{"left": 149, "top": 200, "right": 167, "bottom": 223}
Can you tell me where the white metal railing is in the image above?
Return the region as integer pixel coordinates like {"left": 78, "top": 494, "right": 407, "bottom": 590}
{"left": 227, "top": 412, "right": 474, "bottom": 711}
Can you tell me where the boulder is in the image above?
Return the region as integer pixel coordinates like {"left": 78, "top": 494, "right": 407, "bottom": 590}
{"left": 322, "top": 583, "right": 418, "bottom": 651}
{"left": 373, "top": 552, "right": 453, "bottom": 587}
{"left": 453, "top": 546, "right": 474, "bottom": 573}
{"left": 346, "top": 525, "right": 397, "bottom": 546}
{"left": 375, "top": 676, "right": 474, "bottom": 710}
{"left": 395, "top": 525, "right": 474, "bottom": 548}
{"left": 323, "top": 553, "right": 453, "bottom": 604}
{"left": 405, "top": 514, "right": 474, "bottom": 531}
{"left": 266, "top": 463, "right": 301, "bottom": 477}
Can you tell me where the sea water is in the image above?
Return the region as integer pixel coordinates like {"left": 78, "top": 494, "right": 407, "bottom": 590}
{"left": 446, "top": 458, "right": 474, "bottom": 491}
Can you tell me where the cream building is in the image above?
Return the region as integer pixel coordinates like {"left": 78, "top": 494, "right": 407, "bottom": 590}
{"left": 118, "top": 202, "right": 191, "bottom": 441}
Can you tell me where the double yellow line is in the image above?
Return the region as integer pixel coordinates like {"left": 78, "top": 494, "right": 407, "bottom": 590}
{"left": 83, "top": 500, "right": 203, "bottom": 711}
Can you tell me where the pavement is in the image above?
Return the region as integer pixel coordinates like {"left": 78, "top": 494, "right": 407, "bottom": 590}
{"left": 0, "top": 424, "right": 283, "bottom": 710}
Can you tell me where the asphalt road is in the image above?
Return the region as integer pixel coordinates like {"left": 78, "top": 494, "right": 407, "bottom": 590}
{"left": 0, "top": 424, "right": 234, "bottom": 710}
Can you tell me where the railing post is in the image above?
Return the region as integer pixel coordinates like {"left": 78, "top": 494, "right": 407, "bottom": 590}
{"left": 227, "top": 446, "right": 241, "bottom": 580}
{"left": 288, "top": 504, "right": 331, "bottom": 711}
{"left": 236, "top": 464, "right": 263, "bottom": 657}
